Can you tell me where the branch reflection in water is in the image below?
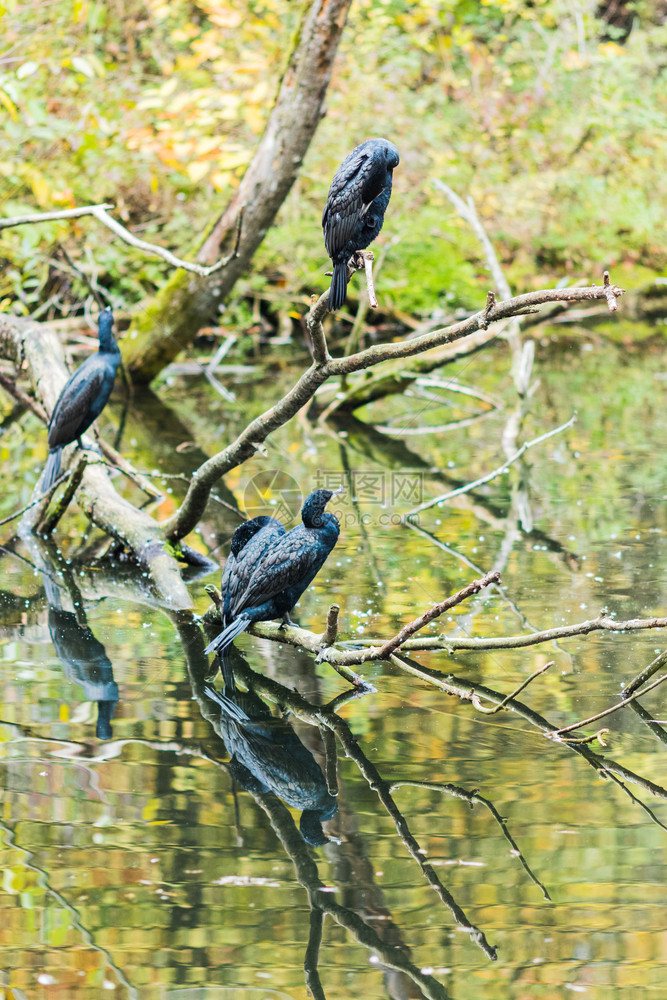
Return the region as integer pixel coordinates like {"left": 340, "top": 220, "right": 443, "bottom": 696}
{"left": 176, "top": 614, "right": 456, "bottom": 999}
{"left": 4, "top": 537, "right": 666, "bottom": 997}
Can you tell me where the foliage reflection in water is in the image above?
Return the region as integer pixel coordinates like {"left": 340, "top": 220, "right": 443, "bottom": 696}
{"left": 0, "top": 338, "right": 666, "bottom": 997}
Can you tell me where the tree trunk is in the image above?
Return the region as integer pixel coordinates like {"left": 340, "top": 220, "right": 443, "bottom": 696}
{"left": 123, "top": 0, "right": 352, "bottom": 384}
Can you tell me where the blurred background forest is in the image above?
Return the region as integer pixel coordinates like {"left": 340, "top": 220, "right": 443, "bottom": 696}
{"left": 2, "top": 0, "right": 667, "bottom": 328}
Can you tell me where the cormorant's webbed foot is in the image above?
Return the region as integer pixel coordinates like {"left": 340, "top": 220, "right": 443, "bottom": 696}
{"left": 280, "top": 613, "right": 295, "bottom": 630}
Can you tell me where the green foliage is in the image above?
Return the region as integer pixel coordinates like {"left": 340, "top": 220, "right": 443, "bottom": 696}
{"left": 1, "top": 0, "right": 666, "bottom": 322}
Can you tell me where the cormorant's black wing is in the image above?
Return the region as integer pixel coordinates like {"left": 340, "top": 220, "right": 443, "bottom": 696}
{"left": 225, "top": 519, "right": 286, "bottom": 619}
{"left": 231, "top": 530, "right": 319, "bottom": 617}
{"left": 323, "top": 145, "right": 388, "bottom": 259}
{"left": 48, "top": 357, "right": 108, "bottom": 448}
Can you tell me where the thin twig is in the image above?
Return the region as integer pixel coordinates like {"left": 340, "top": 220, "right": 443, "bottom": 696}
{"left": 405, "top": 414, "right": 576, "bottom": 518}
{"left": 624, "top": 648, "right": 667, "bottom": 697}
{"left": 97, "top": 444, "right": 164, "bottom": 499}
{"left": 321, "top": 604, "right": 340, "bottom": 647}
{"left": 0, "top": 203, "right": 114, "bottom": 228}
{"left": 377, "top": 570, "right": 501, "bottom": 658}
{"left": 0, "top": 203, "right": 241, "bottom": 277}
{"left": 0, "top": 369, "right": 47, "bottom": 421}
{"left": 482, "top": 290, "right": 496, "bottom": 329}
{"left": 360, "top": 250, "right": 378, "bottom": 308}
{"left": 38, "top": 453, "right": 88, "bottom": 535}
{"left": 603, "top": 270, "right": 619, "bottom": 312}
{"left": 550, "top": 673, "right": 667, "bottom": 737}
{"left": 470, "top": 661, "right": 554, "bottom": 714}
{"left": 0, "top": 469, "right": 71, "bottom": 529}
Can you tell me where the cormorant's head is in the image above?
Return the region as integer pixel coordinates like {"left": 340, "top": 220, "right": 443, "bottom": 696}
{"left": 299, "top": 796, "right": 339, "bottom": 846}
{"left": 229, "top": 516, "right": 274, "bottom": 557}
{"left": 301, "top": 486, "right": 344, "bottom": 528}
{"left": 382, "top": 139, "right": 399, "bottom": 169}
{"left": 363, "top": 137, "right": 399, "bottom": 169}
{"left": 98, "top": 306, "right": 114, "bottom": 331}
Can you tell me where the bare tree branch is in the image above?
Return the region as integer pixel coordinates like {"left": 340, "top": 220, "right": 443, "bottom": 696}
{"left": 233, "top": 608, "right": 667, "bottom": 666}
{"left": 164, "top": 279, "right": 623, "bottom": 541}
{"left": 375, "top": 570, "right": 500, "bottom": 658}
{"left": 0, "top": 203, "right": 241, "bottom": 276}
{"left": 550, "top": 672, "right": 667, "bottom": 737}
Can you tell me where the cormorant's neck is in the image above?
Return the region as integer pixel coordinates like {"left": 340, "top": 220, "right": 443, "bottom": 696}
{"left": 302, "top": 510, "right": 325, "bottom": 529}
{"left": 303, "top": 510, "right": 338, "bottom": 531}
{"left": 98, "top": 315, "right": 119, "bottom": 354}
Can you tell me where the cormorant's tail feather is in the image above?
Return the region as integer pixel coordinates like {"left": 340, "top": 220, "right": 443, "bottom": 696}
{"left": 328, "top": 261, "right": 348, "bottom": 312}
{"left": 204, "top": 616, "right": 251, "bottom": 656}
{"left": 42, "top": 448, "right": 62, "bottom": 494}
{"left": 203, "top": 683, "right": 249, "bottom": 724}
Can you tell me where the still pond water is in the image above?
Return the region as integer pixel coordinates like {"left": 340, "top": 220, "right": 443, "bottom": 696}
{"left": 0, "top": 327, "right": 666, "bottom": 999}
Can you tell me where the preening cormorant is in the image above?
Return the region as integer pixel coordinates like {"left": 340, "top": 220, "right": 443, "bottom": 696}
{"left": 42, "top": 307, "right": 121, "bottom": 493}
{"left": 205, "top": 488, "right": 342, "bottom": 659}
{"left": 322, "top": 138, "right": 399, "bottom": 312}
{"left": 221, "top": 515, "right": 286, "bottom": 628}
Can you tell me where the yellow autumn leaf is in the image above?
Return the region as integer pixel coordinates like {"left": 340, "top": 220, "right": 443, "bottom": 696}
{"left": 598, "top": 41, "right": 623, "bottom": 59}
{"left": 0, "top": 86, "right": 17, "bottom": 120}
{"left": 26, "top": 168, "right": 51, "bottom": 207}
{"left": 186, "top": 160, "right": 210, "bottom": 183}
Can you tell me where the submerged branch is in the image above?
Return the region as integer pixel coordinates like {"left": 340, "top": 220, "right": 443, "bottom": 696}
{"left": 406, "top": 415, "right": 576, "bottom": 518}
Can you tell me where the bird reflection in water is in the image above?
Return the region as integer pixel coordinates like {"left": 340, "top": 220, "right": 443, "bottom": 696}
{"left": 43, "top": 575, "right": 118, "bottom": 739}
{"left": 204, "top": 680, "right": 338, "bottom": 846}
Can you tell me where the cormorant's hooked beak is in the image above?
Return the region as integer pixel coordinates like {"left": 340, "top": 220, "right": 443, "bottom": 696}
{"left": 329, "top": 485, "right": 345, "bottom": 502}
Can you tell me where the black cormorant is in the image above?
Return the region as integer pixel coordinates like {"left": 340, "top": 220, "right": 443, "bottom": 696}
{"left": 322, "top": 138, "right": 399, "bottom": 311}
{"left": 205, "top": 488, "right": 342, "bottom": 658}
{"left": 42, "top": 306, "right": 121, "bottom": 492}
{"left": 221, "top": 515, "right": 286, "bottom": 628}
